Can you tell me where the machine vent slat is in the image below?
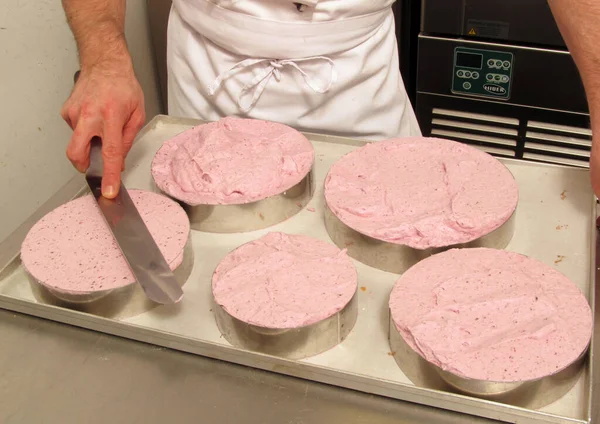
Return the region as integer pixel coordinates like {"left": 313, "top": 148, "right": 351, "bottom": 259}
{"left": 430, "top": 109, "right": 518, "bottom": 158}
{"left": 523, "top": 120, "right": 591, "bottom": 168}
{"left": 525, "top": 131, "right": 591, "bottom": 148}
{"left": 432, "top": 108, "right": 520, "bottom": 126}
{"left": 523, "top": 152, "right": 589, "bottom": 168}
{"left": 524, "top": 142, "right": 590, "bottom": 158}
{"left": 527, "top": 121, "right": 592, "bottom": 137}
{"left": 428, "top": 111, "right": 593, "bottom": 167}
{"left": 432, "top": 118, "right": 518, "bottom": 136}
{"left": 431, "top": 129, "right": 516, "bottom": 147}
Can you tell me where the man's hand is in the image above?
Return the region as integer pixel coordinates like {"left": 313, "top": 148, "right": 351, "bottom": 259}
{"left": 61, "top": 62, "right": 145, "bottom": 198}
{"left": 61, "top": 0, "right": 144, "bottom": 198}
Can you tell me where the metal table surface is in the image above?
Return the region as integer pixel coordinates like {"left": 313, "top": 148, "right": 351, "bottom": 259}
{"left": 0, "top": 309, "right": 506, "bottom": 424}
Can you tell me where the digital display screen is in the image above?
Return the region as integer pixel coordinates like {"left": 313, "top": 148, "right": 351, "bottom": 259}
{"left": 456, "top": 52, "right": 483, "bottom": 69}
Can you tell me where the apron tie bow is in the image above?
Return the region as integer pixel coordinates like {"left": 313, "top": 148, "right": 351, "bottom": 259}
{"left": 208, "top": 56, "right": 337, "bottom": 113}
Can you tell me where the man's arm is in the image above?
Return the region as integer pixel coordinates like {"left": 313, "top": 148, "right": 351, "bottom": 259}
{"left": 62, "top": 0, "right": 130, "bottom": 72}
{"left": 61, "top": 0, "right": 145, "bottom": 198}
{"left": 547, "top": 1, "right": 600, "bottom": 196}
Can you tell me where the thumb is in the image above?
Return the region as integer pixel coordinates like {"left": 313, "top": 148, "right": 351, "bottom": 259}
{"left": 101, "top": 120, "right": 125, "bottom": 199}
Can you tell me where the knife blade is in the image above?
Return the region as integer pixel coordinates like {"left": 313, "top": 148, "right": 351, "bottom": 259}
{"left": 85, "top": 137, "right": 184, "bottom": 304}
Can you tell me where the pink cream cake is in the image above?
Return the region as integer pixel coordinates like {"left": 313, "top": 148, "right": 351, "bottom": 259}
{"left": 324, "top": 138, "right": 518, "bottom": 249}
{"left": 151, "top": 117, "right": 315, "bottom": 206}
{"left": 21, "top": 190, "right": 190, "bottom": 295}
{"left": 212, "top": 232, "right": 357, "bottom": 329}
{"left": 389, "top": 248, "right": 593, "bottom": 382}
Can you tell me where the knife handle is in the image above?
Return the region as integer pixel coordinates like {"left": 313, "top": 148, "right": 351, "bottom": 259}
{"left": 88, "top": 137, "right": 104, "bottom": 178}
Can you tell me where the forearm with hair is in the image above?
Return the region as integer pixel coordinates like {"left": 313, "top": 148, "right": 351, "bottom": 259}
{"left": 548, "top": 1, "right": 600, "bottom": 128}
{"left": 62, "top": 0, "right": 132, "bottom": 71}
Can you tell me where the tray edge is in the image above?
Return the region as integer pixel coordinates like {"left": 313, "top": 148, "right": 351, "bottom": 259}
{"left": 0, "top": 294, "right": 587, "bottom": 424}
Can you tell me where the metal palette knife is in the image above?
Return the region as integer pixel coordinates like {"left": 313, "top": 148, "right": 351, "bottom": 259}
{"left": 85, "top": 137, "right": 184, "bottom": 304}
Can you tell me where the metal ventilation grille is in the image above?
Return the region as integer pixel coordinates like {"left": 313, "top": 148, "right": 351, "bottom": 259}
{"left": 430, "top": 108, "right": 518, "bottom": 157}
{"left": 524, "top": 121, "right": 591, "bottom": 168}
{"left": 427, "top": 108, "right": 592, "bottom": 168}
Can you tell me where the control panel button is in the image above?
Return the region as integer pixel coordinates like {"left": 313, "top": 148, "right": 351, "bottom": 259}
{"left": 453, "top": 47, "right": 512, "bottom": 99}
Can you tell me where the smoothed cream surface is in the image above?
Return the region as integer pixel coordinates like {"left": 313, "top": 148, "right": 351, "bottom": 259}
{"left": 212, "top": 232, "right": 357, "bottom": 329}
{"left": 389, "top": 248, "right": 593, "bottom": 382}
{"left": 152, "top": 117, "right": 314, "bottom": 205}
{"left": 21, "top": 190, "right": 190, "bottom": 294}
{"left": 324, "top": 138, "right": 518, "bottom": 249}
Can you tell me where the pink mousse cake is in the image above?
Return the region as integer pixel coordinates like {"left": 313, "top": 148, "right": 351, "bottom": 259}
{"left": 324, "top": 138, "right": 518, "bottom": 249}
{"left": 151, "top": 117, "right": 314, "bottom": 206}
{"left": 389, "top": 248, "right": 593, "bottom": 382}
{"left": 21, "top": 190, "right": 190, "bottom": 295}
{"left": 212, "top": 232, "right": 357, "bottom": 329}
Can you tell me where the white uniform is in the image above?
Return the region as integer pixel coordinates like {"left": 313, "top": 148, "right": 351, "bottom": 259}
{"left": 167, "top": 0, "right": 421, "bottom": 140}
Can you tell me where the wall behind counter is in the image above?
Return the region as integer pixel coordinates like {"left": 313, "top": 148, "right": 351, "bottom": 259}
{"left": 0, "top": 0, "right": 162, "bottom": 243}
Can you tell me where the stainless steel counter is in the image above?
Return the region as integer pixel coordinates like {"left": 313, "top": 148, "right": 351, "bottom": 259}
{"left": 0, "top": 309, "right": 505, "bottom": 424}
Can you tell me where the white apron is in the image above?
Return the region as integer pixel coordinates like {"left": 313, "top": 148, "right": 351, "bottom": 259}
{"left": 167, "top": 0, "right": 421, "bottom": 140}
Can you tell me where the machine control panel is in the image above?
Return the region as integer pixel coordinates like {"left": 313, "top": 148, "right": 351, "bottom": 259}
{"left": 452, "top": 47, "right": 514, "bottom": 100}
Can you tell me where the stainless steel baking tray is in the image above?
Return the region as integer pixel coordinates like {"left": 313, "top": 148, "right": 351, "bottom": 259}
{"left": 0, "top": 116, "right": 595, "bottom": 424}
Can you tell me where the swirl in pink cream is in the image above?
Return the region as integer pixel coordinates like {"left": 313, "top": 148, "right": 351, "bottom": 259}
{"left": 152, "top": 117, "right": 314, "bottom": 205}
{"left": 324, "top": 138, "right": 518, "bottom": 249}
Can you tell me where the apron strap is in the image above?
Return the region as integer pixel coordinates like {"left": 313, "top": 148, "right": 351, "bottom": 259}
{"left": 208, "top": 56, "right": 338, "bottom": 113}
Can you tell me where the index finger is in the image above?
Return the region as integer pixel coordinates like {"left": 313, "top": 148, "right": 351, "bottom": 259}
{"left": 100, "top": 117, "right": 126, "bottom": 199}
{"left": 68, "top": 116, "right": 102, "bottom": 173}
